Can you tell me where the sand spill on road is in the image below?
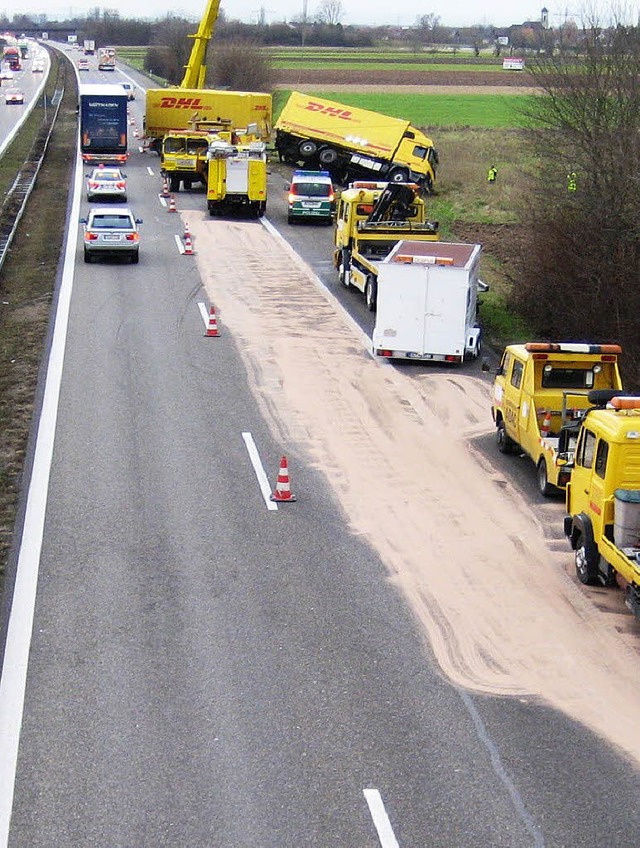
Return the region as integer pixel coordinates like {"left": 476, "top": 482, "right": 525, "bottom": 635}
{"left": 187, "top": 213, "right": 640, "bottom": 764}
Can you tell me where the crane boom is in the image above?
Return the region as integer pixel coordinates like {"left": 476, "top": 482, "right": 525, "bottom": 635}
{"left": 180, "top": 0, "right": 223, "bottom": 89}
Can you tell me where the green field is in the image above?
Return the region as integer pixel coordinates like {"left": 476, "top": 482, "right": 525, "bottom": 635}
{"left": 273, "top": 90, "right": 534, "bottom": 130}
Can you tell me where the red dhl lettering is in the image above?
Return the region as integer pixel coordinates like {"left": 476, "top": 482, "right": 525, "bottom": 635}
{"left": 305, "top": 102, "right": 352, "bottom": 120}
{"left": 160, "top": 97, "right": 204, "bottom": 109}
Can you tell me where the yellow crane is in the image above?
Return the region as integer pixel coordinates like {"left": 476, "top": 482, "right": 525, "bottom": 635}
{"left": 180, "top": 0, "right": 223, "bottom": 89}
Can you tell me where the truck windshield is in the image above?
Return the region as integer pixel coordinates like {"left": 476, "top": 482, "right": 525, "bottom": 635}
{"left": 541, "top": 367, "right": 594, "bottom": 389}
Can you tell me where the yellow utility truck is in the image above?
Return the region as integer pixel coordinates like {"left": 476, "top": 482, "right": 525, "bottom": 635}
{"left": 206, "top": 139, "right": 267, "bottom": 217}
{"left": 275, "top": 92, "right": 438, "bottom": 192}
{"left": 564, "top": 394, "right": 640, "bottom": 619}
{"left": 491, "top": 342, "right": 623, "bottom": 496}
{"left": 160, "top": 128, "right": 220, "bottom": 192}
{"left": 334, "top": 181, "right": 439, "bottom": 310}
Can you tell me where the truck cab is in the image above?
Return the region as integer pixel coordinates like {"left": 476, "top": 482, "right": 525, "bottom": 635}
{"left": 492, "top": 343, "right": 623, "bottom": 495}
{"left": 565, "top": 395, "right": 640, "bottom": 618}
{"left": 161, "top": 130, "right": 219, "bottom": 191}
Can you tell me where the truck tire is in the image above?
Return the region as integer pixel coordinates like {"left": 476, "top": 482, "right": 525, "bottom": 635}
{"left": 496, "top": 420, "right": 516, "bottom": 454}
{"left": 319, "top": 147, "right": 338, "bottom": 166}
{"left": 574, "top": 529, "right": 600, "bottom": 585}
{"left": 388, "top": 167, "right": 409, "bottom": 183}
{"left": 183, "top": 178, "right": 193, "bottom": 190}
{"left": 365, "top": 276, "right": 377, "bottom": 312}
{"left": 298, "top": 140, "right": 317, "bottom": 158}
{"left": 536, "top": 459, "right": 559, "bottom": 497}
{"left": 169, "top": 175, "right": 180, "bottom": 193}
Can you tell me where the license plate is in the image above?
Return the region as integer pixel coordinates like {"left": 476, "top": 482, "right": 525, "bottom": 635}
{"left": 302, "top": 202, "right": 321, "bottom": 208}
{"left": 102, "top": 234, "right": 120, "bottom": 241}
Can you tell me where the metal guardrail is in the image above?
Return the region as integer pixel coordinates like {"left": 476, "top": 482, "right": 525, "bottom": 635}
{"left": 0, "top": 86, "right": 65, "bottom": 272}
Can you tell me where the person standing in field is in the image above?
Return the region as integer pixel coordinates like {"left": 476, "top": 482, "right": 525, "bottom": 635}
{"left": 487, "top": 165, "right": 498, "bottom": 183}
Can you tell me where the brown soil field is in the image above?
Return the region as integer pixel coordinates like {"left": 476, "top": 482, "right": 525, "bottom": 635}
{"left": 273, "top": 69, "right": 538, "bottom": 87}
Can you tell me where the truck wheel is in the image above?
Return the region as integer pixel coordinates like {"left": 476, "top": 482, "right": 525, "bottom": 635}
{"left": 183, "top": 179, "right": 193, "bottom": 191}
{"left": 338, "top": 250, "right": 350, "bottom": 287}
{"left": 574, "top": 531, "right": 600, "bottom": 585}
{"left": 423, "top": 174, "right": 434, "bottom": 194}
{"left": 365, "top": 276, "right": 377, "bottom": 311}
{"left": 169, "top": 175, "right": 180, "bottom": 192}
{"left": 298, "top": 140, "right": 317, "bottom": 158}
{"left": 319, "top": 147, "right": 338, "bottom": 165}
{"left": 389, "top": 168, "right": 409, "bottom": 183}
{"left": 496, "top": 421, "right": 516, "bottom": 454}
{"left": 537, "top": 459, "right": 558, "bottom": 497}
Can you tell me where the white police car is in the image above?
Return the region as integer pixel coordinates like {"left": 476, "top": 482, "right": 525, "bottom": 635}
{"left": 287, "top": 169, "right": 335, "bottom": 225}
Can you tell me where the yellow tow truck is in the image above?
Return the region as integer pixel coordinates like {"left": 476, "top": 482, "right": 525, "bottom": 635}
{"left": 564, "top": 394, "right": 640, "bottom": 619}
{"left": 491, "top": 342, "right": 623, "bottom": 496}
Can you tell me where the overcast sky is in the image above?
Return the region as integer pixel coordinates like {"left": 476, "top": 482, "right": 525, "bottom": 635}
{"left": 7, "top": 1, "right": 638, "bottom": 29}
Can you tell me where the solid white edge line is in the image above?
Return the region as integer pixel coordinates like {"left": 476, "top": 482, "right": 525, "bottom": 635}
{"left": 0, "top": 132, "right": 84, "bottom": 848}
{"left": 259, "top": 216, "right": 375, "bottom": 359}
{"left": 146, "top": 166, "right": 154, "bottom": 176}
{"left": 242, "top": 433, "right": 278, "bottom": 511}
{"left": 174, "top": 233, "right": 185, "bottom": 254}
{"left": 197, "top": 301, "right": 211, "bottom": 328}
{"left": 363, "top": 788, "right": 401, "bottom": 848}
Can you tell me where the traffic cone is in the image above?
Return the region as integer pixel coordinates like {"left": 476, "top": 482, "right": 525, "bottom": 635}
{"left": 205, "top": 306, "right": 220, "bottom": 337}
{"left": 183, "top": 230, "right": 194, "bottom": 255}
{"left": 161, "top": 177, "right": 170, "bottom": 197}
{"left": 540, "top": 409, "right": 552, "bottom": 437}
{"left": 168, "top": 194, "right": 177, "bottom": 212}
{"left": 270, "top": 456, "right": 296, "bottom": 502}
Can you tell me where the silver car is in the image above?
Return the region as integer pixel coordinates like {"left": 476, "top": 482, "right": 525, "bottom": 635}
{"left": 81, "top": 207, "right": 142, "bottom": 264}
{"left": 86, "top": 166, "right": 127, "bottom": 202}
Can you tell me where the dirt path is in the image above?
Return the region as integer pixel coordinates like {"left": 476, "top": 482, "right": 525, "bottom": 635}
{"left": 187, "top": 214, "right": 640, "bottom": 765}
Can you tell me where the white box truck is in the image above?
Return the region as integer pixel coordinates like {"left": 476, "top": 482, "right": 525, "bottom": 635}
{"left": 372, "top": 241, "right": 483, "bottom": 364}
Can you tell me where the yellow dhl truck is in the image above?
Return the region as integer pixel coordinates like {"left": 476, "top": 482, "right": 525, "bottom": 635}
{"left": 564, "top": 394, "right": 640, "bottom": 619}
{"left": 334, "top": 181, "right": 439, "bottom": 310}
{"left": 275, "top": 91, "right": 438, "bottom": 192}
{"left": 144, "top": 89, "right": 272, "bottom": 152}
{"left": 492, "top": 342, "right": 623, "bottom": 496}
{"left": 206, "top": 139, "right": 267, "bottom": 217}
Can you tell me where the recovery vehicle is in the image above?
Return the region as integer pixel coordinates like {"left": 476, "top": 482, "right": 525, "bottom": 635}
{"left": 206, "top": 138, "right": 267, "bottom": 217}
{"left": 334, "top": 181, "right": 439, "bottom": 310}
{"left": 491, "top": 343, "right": 623, "bottom": 496}
{"left": 275, "top": 91, "right": 438, "bottom": 191}
{"left": 372, "top": 240, "right": 483, "bottom": 364}
{"left": 564, "top": 394, "right": 640, "bottom": 619}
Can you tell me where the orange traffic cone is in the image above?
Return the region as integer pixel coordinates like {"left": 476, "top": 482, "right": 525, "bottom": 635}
{"left": 168, "top": 194, "right": 177, "bottom": 212}
{"left": 540, "top": 409, "right": 552, "bottom": 437}
{"left": 183, "top": 231, "right": 194, "bottom": 255}
{"left": 205, "top": 306, "right": 220, "bottom": 337}
{"left": 161, "top": 177, "right": 170, "bottom": 197}
{"left": 270, "top": 456, "right": 296, "bottom": 502}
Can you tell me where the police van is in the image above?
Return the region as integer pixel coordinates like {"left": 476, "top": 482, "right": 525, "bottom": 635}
{"left": 287, "top": 169, "right": 335, "bottom": 224}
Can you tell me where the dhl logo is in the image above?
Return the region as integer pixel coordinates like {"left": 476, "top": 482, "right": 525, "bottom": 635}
{"left": 304, "top": 102, "right": 352, "bottom": 120}
{"left": 159, "top": 97, "right": 204, "bottom": 109}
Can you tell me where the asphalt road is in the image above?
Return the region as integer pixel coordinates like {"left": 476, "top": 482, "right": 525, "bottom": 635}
{"left": 0, "top": 44, "right": 49, "bottom": 147}
{"left": 2, "top": 46, "right": 640, "bottom": 847}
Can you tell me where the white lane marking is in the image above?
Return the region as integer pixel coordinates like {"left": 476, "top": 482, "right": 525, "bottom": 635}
{"left": 0, "top": 130, "right": 85, "bottom": 848}
{"left": 146, "top": 166, "right": 155, "bottom": 176}
{"left": 259, "top": 216, "right": 373, "bottom": 358}
{"left": 197, "top": 301, "right": 210, "bottom": 328}
{"left": 242, "top": 433, "right": 278, "bottom": 511}
{"left": 364, "top": 788, "right": 400, "bottom": 848}
{"left": 158, "top": 196, "right": 167, "bottom": 207}
{"left": 174, "top": 234, "right": 185, "bottom": 254}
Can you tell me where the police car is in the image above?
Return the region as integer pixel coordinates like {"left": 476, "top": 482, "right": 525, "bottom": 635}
{"left": 287, "top": 169, "right": 335, "bottom": 224}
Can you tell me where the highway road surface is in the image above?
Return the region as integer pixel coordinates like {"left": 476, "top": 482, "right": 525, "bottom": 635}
{"left": 0, "top": 44, "right": 639, "bottom": 848}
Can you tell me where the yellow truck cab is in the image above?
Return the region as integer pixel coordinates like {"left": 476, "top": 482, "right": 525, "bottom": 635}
{"left": 161, "top": 130, "right": 218, "bottom": 191}
{"left": 492, "top": 343, "right": 623, "bottom": 496}
{"left": 334, "top": 181, "right": 439, "bottom": 310}
{"left": 564, "top": 395, "right": 640, "bottom": 618}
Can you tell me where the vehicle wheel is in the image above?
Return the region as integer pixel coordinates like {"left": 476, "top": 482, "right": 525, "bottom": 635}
{"left": 365, "top": 276, "right": 377, "bottom": 311}
{"left": 537, "top": 459, "right": 558, "bottom": 497}
{"left": 130, "top": 252, "right": 139, "bottom": 264}
{"left": 169, "top": 175, "right": 180, "bottom": 192}
{"left": 183, "top": 179, "right": 192, "bottom": 191}
{"left": 338, "top": 250, "right": 350, "bottom": 287}
{"left": 423, "top": 174, "right": 434, "bottom": 194}
{"left": 287, "top": 214, "right": 295, "bottom": 225}
{"left": 298, "top": 139, "right": 317, "bottom": 158}
{"left": 83, "top": 249, "right": 92, "bottom": 263}
{"left": 496, "top": 420, "right": 516, "bottom": 454}
{"left": 319, "top": 147, "right": 338, "bottom": 166}
{"left": 388, "top": 168, "right": 410, "bottom": 183}
{"left": 258, "top": 201, "right": 266, "bottom": 218}
{"left": 575, "top": 531, "right": 600, "bottom": 585}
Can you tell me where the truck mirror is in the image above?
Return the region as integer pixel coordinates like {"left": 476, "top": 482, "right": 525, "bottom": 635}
{"left": 135, "top": 218, "right": 143, "bottom": 225}
{"left": 79, "top": 217, "right": 87, "bottom": 224}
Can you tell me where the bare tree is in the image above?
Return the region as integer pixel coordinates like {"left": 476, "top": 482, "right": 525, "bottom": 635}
{"left": 316, "top": 0, "right": 344, "bottom": 26}
{"left": 207, "top": 39, "right": 274, "bottom": 92}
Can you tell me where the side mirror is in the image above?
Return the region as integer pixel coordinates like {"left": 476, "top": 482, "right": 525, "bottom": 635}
{"left": 79, "top": 217, "right": 87, "bottom": 224}
{"left": 284, "top": 182, "right": 291, "bottom": 190}
{"left": 135, "top": 218, "right": 143, "bottom": 225}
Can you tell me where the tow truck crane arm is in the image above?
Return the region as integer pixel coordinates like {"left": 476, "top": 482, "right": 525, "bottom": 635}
{"left": 180, "top": 0, "right": 223, "bottom": 89}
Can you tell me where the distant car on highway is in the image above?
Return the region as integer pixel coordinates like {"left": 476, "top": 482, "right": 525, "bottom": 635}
{"left": 5, "top": 89, "right": 24, "bottom": 105}
{"left": 0, "top": 69, "right": 14, "bottom": 81}
{"left": 86, "top": 165, "right": 127, "bottom": 202}
{"left": 120, "top": 82, "right": 135, "bottom": 100}
{"left": 80, "top": 207, "right": 142, "bottom": 264}
{"left": 32, "top": 61, "right": 44, "bottom": 73}
{"left": 77, "top": 59, "right": 89, "bottom": 71}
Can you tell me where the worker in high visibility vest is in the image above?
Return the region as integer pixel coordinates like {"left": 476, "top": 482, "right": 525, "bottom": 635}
{"left": 487, "top": 165, "right": 498, "bottom": 183}
{"left": 567, "top": 171, "right": 577, "bottom": 192}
